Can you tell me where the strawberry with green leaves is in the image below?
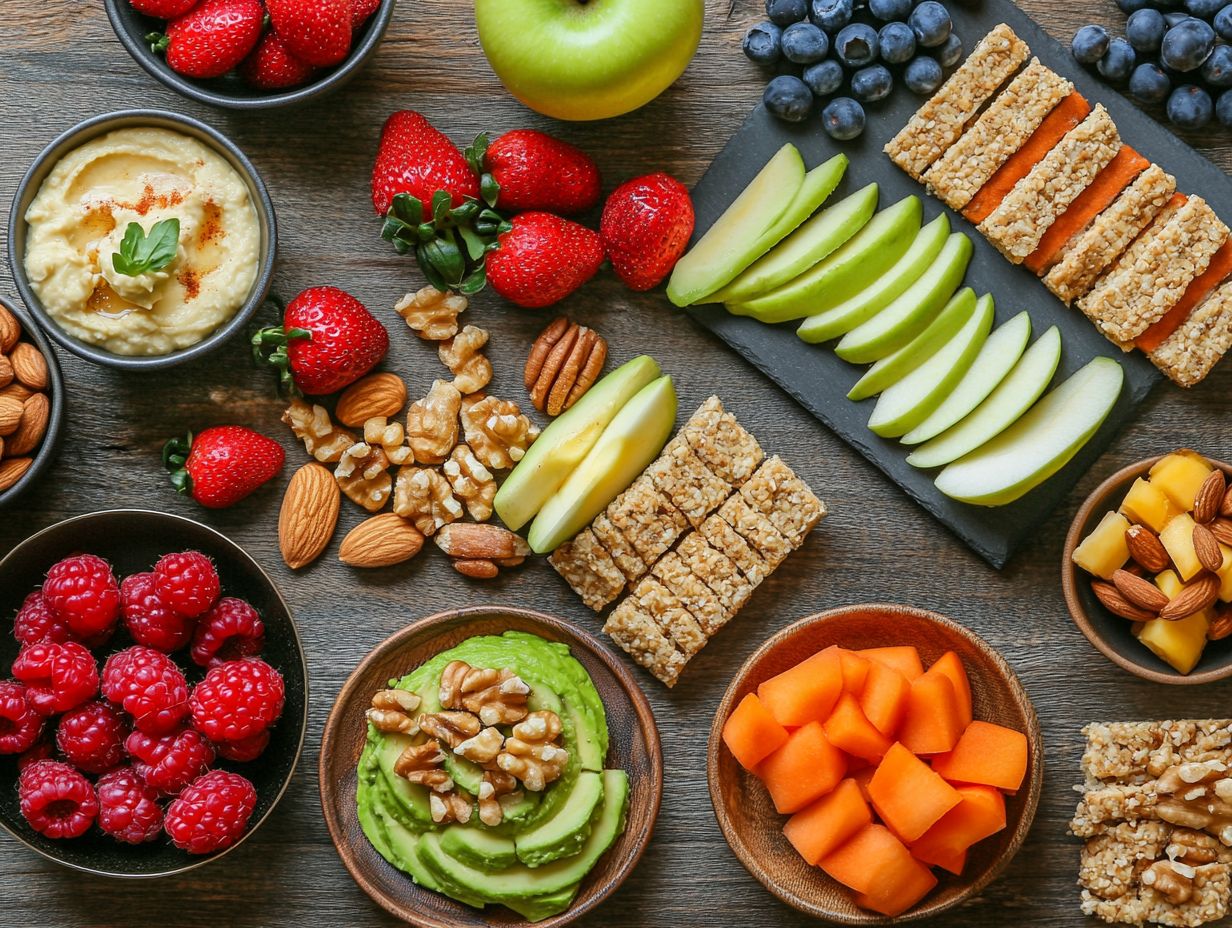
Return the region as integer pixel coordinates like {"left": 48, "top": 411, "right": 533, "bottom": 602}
{"left": 600, "top": 173, "right": 694, "bottom": 291}
{"left": 163, "top": 427, "right": 285, "bottom": 509}
{"left": 372, "top": 111, "right": 480, "bottom": 216}
{"left": 147, "top": 0, "right": 263, "bottom": 79}
{"left": 467, "top": 129, "right": 601, "bottom": 215}
{"left": 485, "top": 212, "right": 605, "bottom": 308}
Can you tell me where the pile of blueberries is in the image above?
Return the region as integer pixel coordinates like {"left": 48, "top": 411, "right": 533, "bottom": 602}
{"left": 1072, "top": 0, "right": 1232, "bottom": 129}
{"left": 743, "top": 0, "right": 962, "bottom": 140}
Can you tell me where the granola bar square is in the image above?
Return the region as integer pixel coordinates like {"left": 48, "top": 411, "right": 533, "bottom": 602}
{"left": 652, "top": 551, "right": 732, "bottom": 636}
{"left": 1149, "top": 279, "right": 1232, "bottom": 387}
{"left": 547, "top": 528, "right": 626, "bottom": 612}
{"left": 699, "top": 512, "right": 770, "bottom": 585}
{"left": 717, "top": 495, "right": 792, "bottom": 571}
{"left": 681, "top": 396, "right": 764, "bottom": 487}
{"left": 603, "top": 599, "right": 686, "bottom": 687}
{"left": 630, "top": 576, "right": 708, "bottom": 658}
{"left": 607, "top": 474, "right": 689, "bottom": 569}
{"left": 675, "top": 532, "right": 755, "bottom": 617}
{"left": 738, "top": 456, "right": 827, "bottom": 547}
{"left": 592, "top": 511, "right": 647, "bottom": 584}
{"left": 648, "top": 434, "right": 733, "bottom": 528}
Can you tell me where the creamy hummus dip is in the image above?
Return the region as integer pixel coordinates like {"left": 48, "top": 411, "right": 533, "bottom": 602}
{"left": 23, "top": 126, "right": 260, "bottom": 356}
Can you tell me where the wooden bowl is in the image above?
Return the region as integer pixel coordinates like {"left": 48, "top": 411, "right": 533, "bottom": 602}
{"left": 1062, "top": 455, "right": 1232, "bottom": 685}
{"left": 707, "top": 604, "right": 1043, "bottom": 924}
{"left": 319, "top": 606, "right": 663, "bottom": 928}
{"left": 0, "top": 509, "right": 307, "bottom": 878}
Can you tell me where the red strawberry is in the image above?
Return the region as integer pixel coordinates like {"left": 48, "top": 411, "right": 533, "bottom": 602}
{"left": 131, "top": 0, "right": 200, "bottom": 17}
{"left": 254, "top": 287, "right": 389, "bottom": 395}
{"left": 266, "top": 0, "right": 352, "bottom": 68}
{"left": 372, "top": 111, "right": 480, "bottom": 216}
{"left": 239, "top": 31, "right": 316, "bottom": 90}
{"left": 151, "top": 0, "right": 263, "bottom": 80}
{"left": 477, "top": 130, "right": 601, "bottom": 215}
{"left": 485, "top": 212, "right": 605, "bottom": 309}
{"left": 350, "top": 0, "right": 381, "bottom": 28}
{"left": 163, "top": 427, "right": 285, "bottom": 509}
{"left": 600, "top": 173, "right": 694, "bottom": 291}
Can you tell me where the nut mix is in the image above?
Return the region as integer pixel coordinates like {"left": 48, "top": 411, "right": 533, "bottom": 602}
{"left": 0, "top": 303, "right": 52, "bottom": 494}
{"left": 524, "top": 317, "right": 608, "bottom": 416}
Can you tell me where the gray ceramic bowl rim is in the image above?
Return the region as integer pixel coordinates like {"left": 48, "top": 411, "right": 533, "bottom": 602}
{"left": 103, "top": 0, "right": 397, "bottom": 110}
{"left": 0, "top": 509, "right": 309, "bottom": 878}
{"left": 0, "top": 295, "right": 65, "bottom": 508}
{"left": 6, "top": 109, "right": 277, "bottom": 372}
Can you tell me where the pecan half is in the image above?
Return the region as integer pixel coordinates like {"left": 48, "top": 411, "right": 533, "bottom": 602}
{"left": 525, "top": 318, "right": 607, "bottom": 416}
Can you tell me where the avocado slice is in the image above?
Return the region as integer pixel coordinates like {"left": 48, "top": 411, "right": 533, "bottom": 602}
{"left": 516, "top": 770, "right": 605, "bottom": 867}
{"left": 374, "top": 732, "right": 433, "bottom": 826}
{"left": 442, "top": 823, "right": 519, "bottom": 870}
{"left": 498, "top": 789, "right": 542, "bottom": 826}
{"left": 505, "top": 885, "right": 581, "bottom": 922}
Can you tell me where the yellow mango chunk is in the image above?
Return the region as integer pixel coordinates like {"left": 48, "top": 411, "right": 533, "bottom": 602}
{"left": 1155, "top": 569, "right": 1184, "bottom": 599}
{"left": 1149, "top": 450, "right": 1214, "bottom": 511}
{"left": 1160, "top": 513, "right": 1203, "bottom": 581}
{"left": 1137, "top": 611, "right": 1209, "bottom": 675}
{"left": 1218, "top": 544, "right": 1232, "bottom": 604}
{"left": 1119, "top": 478, "right": 1178, "bottom": 533}
{"left": 1073, "top": 511, "right": 1131, "bottom": 579}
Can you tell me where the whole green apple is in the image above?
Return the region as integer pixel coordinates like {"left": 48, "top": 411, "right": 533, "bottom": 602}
{"left": 475, "top": 0, "right": 705, "bottom": 121}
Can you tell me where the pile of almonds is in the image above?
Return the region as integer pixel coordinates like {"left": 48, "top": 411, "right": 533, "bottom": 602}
{"left": 0, "top": 303, "right": 52, "bottom": 493}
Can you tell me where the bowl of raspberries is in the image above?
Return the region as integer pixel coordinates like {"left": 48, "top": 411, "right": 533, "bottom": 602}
{"left": 0, "top": 509, "right": 306, "bottom": 876}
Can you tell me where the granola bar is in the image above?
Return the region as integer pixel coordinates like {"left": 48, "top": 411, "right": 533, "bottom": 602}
{"left": 885, "top": 23, "right": 1031, "bottom": 180}
{"left": 718, "top": 494, "right": 793, "bottom": 571}
{"left": 1081, "top": 720, "right": 1232, "bottom": 783}
{"left": 603, "top": 599, "right": 686, "bottom": 687}
{"left": 648, "top": 434, "right": 732, "bottom": 529}
{"left": 1149, "top": 280, "right": 1232, "bottom": 387}
{"left": 606, "top": 474, "right": 689, "bottom": 569}
{"left": 652, "top": 551, "right": 732, "bottom": 636}
{"left": 592, "top": 511, "right": 647, "bottom": 584}
{"left": 738, "top": 455, "right": 826, "bottom": 547}
{"left": 923, "top": 59, "right": 1072, "bottom": 211}
{"left": 675, "top": 532, "right": 755, "bottom": 617}
{"left": 699, "top": 512, "right": 770, "bottom": 585}
{"left": 630, "top": 576, "right": 708, "bottom": 658}
{"left": 681, "top": 396, "right": 764, "bottom": 487}
{"left": 547, "top": 528, "right": 625, "bottom": 612}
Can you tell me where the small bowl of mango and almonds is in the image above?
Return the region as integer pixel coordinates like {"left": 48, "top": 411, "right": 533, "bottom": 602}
{"left": 0, "top": 296, "right": 62, "bottom": 504}
{"left": 1064, "top": 450, "right": 1232, "bottom": 684}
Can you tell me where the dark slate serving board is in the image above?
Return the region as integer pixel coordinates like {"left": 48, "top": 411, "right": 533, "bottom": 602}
{"left": 684, "top": 0, "right": 1232, "bottom": 568}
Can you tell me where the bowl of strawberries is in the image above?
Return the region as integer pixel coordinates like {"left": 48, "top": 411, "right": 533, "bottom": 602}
{"left": 104, "top": 0, "right": 396, "bottom": 109}
{"left": 0, "top": 509, "right": 307, "bottom": 877}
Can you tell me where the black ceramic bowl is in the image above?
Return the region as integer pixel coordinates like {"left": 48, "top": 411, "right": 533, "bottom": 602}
{"left": 0, "top": 295, "right": 65, "bottom": 508}
{"left": 7, "top": 109, "right": 276, "bottom": 372}
{"left": 104, "top": 0, "right": 397, "bottom": 109}
{"left": 0, "top": 510, "right": 307, "bottom": 877}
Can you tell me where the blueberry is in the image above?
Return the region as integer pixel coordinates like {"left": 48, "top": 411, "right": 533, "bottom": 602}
{"left": 1126, "top": 9, "right": 1167, "bottom": 52}
{"left": 1216, "top": 4, "right": 1232, "bottom": 39}
{"left": 822, "top": 97, "right": 866, "bottom": 139}
{"left": 1128, "top": 62, "right": 1173, "bottom": 102}
{"left": 1161, "top": 17, "right": 1216, "bottom": 70}
{"left": 1097, "top": 37, "right": 1136, "bottom": 83}
{"left": 904, "top": 55, "right": 944, "bottom": 94}
{"left": 743, "top": 22, "right": 784, "bottom": 66}
{"left": 868, "top": 0, "right": 912, "bottom": 21}
{"left": 878, "top": 21, "right": 917, "bottom": 64}
{"left": 835, "top": 23, "right": 880, "bottom": 67}
{"left": 764, "top": 74, "right": 815, "bottom": 121}
{"left": 1115, "top": 0, "right": 1155, "bottom": 11}
{"left": 766, "top": 0, "right": 808, "bottom": 25}
{"left": 1167, "top": 83, "right": 1214, "bottom": 126}
{"left": 809, "top": 0, "right": 853, "bottom": 33}
{"left": 1071, "top": 25, "right": 1110, "bottom": 65}
{"left": 851, "top": 64, "right": 893, "bottom": 101}
{"left": 909, "top": 1, "right": 952, "bottom": 47}
{"left": 1201, "top": 43, "right": 1232, "bottom": 85}
{"left": 936, "top": 32, "right": 963, "bottom": 67}
{"left": 1185, "top": 0, "right": 1225, "bottom": 19}
{"left": 782, "top": 22, "right": 830, "bottom": 63}
{"left": 803, "top": 59, "right": 845, "bottom": 96}
{"left": 1217, "top": 88, "right": 1232, "bottom": 124}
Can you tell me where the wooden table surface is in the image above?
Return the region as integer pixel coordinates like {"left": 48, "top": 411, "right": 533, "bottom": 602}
{"left": 3, "top": 1, "right": 1231, "bottom": 925}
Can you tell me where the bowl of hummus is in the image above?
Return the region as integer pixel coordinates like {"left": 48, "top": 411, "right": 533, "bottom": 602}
{"left": 7, "top": 110, "right": 276, "bottom": 370}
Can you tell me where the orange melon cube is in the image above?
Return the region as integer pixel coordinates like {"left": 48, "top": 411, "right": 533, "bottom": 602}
{"left": 854, "top": 853, "right": 938, "bottom": 917}
{"left": 722, "top": 693, "right": 789, "bottom": 771}
{"left": 757, "top": 648, "right": 843, "bottom": 728}
{"left": 929, "top": 651, "right": 973, "bottom": 729}
{"left": 910, "top": 785, "right": 1006, "bottom": 868}
{"left": 931, "top": 720, "right": 1028, "bottom": 791}
{"left": 823, "top": 692, "right": 891, "bottom": 763}
{"left": 898, "top": 668, "right": 964, "bottom": 754}
{"left": 758, "top": 721, "right": 848, "bottom": 813}
{"left": 858, "top": 645, "right": 924, "bottom": 681}
{"left": 867, "top": 742, "right": 962, "bottom": 842}
{"left": 840, "top": 650, "right": 871, "bottom": 695}
{"left": 922, "top": 846, "right": 968, "bottom": 876}
{"left": 783, "top": 778, "right": 872, "bottom": 865}
{"left": 859, "top": 660, "right": 910, "bottom": 738}
{"left": 819, "top": 823, "right": 912, "bottom": 894}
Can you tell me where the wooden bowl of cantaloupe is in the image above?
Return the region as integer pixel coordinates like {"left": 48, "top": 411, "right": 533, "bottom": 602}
{"left": 706, "top": 604, "right": 1042, "bottom": 924}
{"left": 1063, "top": 452, "right": 1232, "bottom": 685}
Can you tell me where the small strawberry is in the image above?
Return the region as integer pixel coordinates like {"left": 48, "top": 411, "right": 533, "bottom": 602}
{"left": 266, "top": 0, "right": 352, "bottom": 68}
{"left": 372, "top": 111, "right": 480, "bottom": 216}
{"left": 349, "top": 0, "right": 381, "bottom": 28}
{"left": 163, "top": 427, "right": 285, "bottom": 509}
{"left": 600, "top": 173, "right": 694, "bottom": 291}
{"left": 239, "top": 31, "right": 316, "bottom": 90}
{"left": 485, "top": 212, "right": 605, "bottom": 309}
{"left": 470, "top": 130, "right": 601, "bottom": 215}
{"left": 253, "top": 287, "right": 389, "bottom": 395}
{"left": 148, "top": 0, "right": 263, "bottom": 80}
{"left": 130, "top": 0, "right": 200, "bottom": 17}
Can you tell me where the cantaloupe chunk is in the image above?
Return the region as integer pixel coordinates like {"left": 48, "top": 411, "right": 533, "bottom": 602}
{"left": 1160, "top": 513, "right": 1203, "bottom": 581}
{"left": 824, "top": 692, "right": 892, "bottom": 762}
{"left": 854, "top": 852, "right": 939, "bottom": 917}
{"left": 1120, "top": 477, "right": 1178, "bottom": 533}
{"left": 819, "top": 823, "right": 912, "bottom": 894}
{"left": 867, "top": 742, "right": 962, "bottom": 842}
{"left": 840, "top": 650, "right": 871, "bottom": 695}
{"left": 757, "top": 648, "right": 843, "bottom": 728}
{"left": 898, "top": 669, "right": 964, "bottom": 755}
{"left": 758, "top": 721, "right": 848, "bottom": 813}
{"left": 1072, "top": 510, "right": 1132, "bottom": 580}
{"left": 931, "top": 720, "right": 1028, "bottom": 791}
{"left": 722, "top": 693, "right": 789, "bottom": 771}
{"left": 929, "top": 651, "right": 973, "bottom": 730}
{"left": 923, "top": 846, "right": 968, "bottom": 876}
{"left": 910, "top": 785, "right": 1006, "bottom": 868}
{"left": 859, "top": 661, "right": 910, "bottom": 738}
{"left": 1150, "top": 450, "right": 1213, "bottom": 511}
{"left": 783, "top": 778, "right": 872, "bottom": 865}
{"left": 858, "top": 646, "right": 924, "bottom": 681}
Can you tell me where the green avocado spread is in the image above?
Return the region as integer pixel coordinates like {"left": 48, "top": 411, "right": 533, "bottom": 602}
{"left": 356, "top": 631, "right": 630, "bottom": 922}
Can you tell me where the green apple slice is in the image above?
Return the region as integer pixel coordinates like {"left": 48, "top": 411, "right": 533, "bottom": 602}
{"left": 848, "top": 287, "right": 977, "bottom": 401}
{"left": 494, "top": 356, "right": 661, "bottom": 531}
{"left": 867, "top": 293, "right": 994, "bottom": 437}
{"left": 834, "top": 232, "right": 972, "bottom": 365}
{"left": 725, "top": 195, "right": 922, "bottom": 324}
{"left": 906, "top": 326, "right": 1062, "bottom": 470}
{"left": 797, "top": 213, "right": 949, "bottom": 345}
{"left": 528, "top": 375, "right": 678, "bottom": 554}
{"left": 666, "top": 144, "right": 805, "bottom": 307}
{"left": 708, "top": 182, "right": 876, "bottom": 304}
{"left": 933, "top": 356, "right": 1124, "bottom": 506}
{"left": 902, "top": 310, "right": 1031, "bottom": 445}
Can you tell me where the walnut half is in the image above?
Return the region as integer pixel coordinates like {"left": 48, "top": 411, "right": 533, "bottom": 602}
{"left": 497, "top": 711, "right": 569, "bottom": 792}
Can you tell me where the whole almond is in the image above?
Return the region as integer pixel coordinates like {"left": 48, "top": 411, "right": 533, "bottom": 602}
{"left": 336, "top": 372, "right": 407, "bottom": 427}
{"left": 1125, "top": 525, "right": 1171, "bottom": 573}
{"left": 339, "top": 513, "right": 424, "bottom": 568}
{"left": 0, "top": 456, "right": 33, "bottom": 492}
{"left": 1193, "top": 523, "right": 1225, "bottom": 573}
{"left": 433, "top": 522, "right": 531, "bottom": 560}
{"left": 6, "top": 393, "right": 49, "bottom": 457}
{"left": 9, "top": 343, "right": 47, "bottom": 391}
{"left": 0, "top": 304, "right": 20, "bottom": 353}
{"left": 0, "top": 382, "right": 33, "bottom": 403}
{"left": 1212, "top": 518, "right": 1232, "bottom": 547}
{"left": 1194, "top": 469, "right": 1227, "bottom": 524}
{"left": 1222, "top": 485, "right": 1232, "bottom": 519}
{"left": 453, "top": 558, "right": 499, "bottom": 579}
{"left": 1208, "top": 607, "right": 1232, "bottom": 642}
{"left": 1159, "top": 573, "right": 1221, "bottom": 621}
{"left": 279, "top": 462, "right": 341, "bottom": 570}
{"left": 1112, "top": 568, "right": 1170, "bottom": 612}
{"left": 1092, "top": 580, "right": 1157, "bottom": 621}
{"left": 0, "top": 395, "right": 23, "bottom": 436}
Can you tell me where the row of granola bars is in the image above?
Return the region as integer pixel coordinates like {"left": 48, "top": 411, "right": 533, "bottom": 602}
{"left": 548, "top": 397, "right": 826, "bottom": 687}
{"left": 885, "top": 23, "right": 1232, "bottom": 388}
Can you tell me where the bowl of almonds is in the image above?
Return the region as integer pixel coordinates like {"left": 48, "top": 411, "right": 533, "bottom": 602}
{"left": 0, "top": 295, "right": 62, "bottom": 505}
{"left": 1064, "top": 451, "right": 1232, "bottom": 685}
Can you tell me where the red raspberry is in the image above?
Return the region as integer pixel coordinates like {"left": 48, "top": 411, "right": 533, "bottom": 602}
{"left": 12, "top": 641, "right": 99, "bottom": 715}
{"left": 55, "top": 700, "right": 129, "bottom": 774}
{"left": 164, "top": 769, "right": 257, "bottom": 854}
{"left": 97, "top": 767, "right": 164, "bottom": 844}
{"left": 153, "top": 551, "right": 220, "bottom": 619}
{"left": 18, "top": 760, "right": 98, "bottom": 839}
{"left": 189, "top": 658, "right": 284, "bottom": 743}
{"left": 13, "top": 591, "right": 71, "bottom": 645}
{"left": 101, "top": 646, "right": 190, "bottom": 734}
{"left": 43, "top": 554, "right": 121, "bottom": 640}
{"left": 17, "top": 738, "right": 55, "bottom": 771}
{"left": 190, "top": 597, "right": 264, "bottom": 667}
{"left": 121, "top": 572, "right": 197, "bottom": 653}
{"left": 0, "top": 680, "right": 43, "bottom": 754}
{"left": 126, "top": 727, "right": 215, "bottom": 794}
{"left": 214, "top": 729, "right": 269, "bottom": 763}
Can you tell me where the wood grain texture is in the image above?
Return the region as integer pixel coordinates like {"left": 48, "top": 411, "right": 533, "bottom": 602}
{"left": 0, "top": 1, "right": 1230, "bottom": 925}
